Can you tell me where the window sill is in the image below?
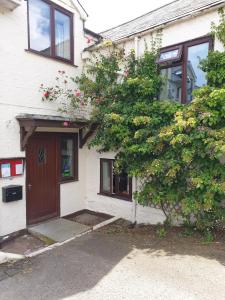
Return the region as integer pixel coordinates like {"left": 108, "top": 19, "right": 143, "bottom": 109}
{"left": 25, "top": 49, "right": 78, "bottom": 67}
{"left": 60, "top": 178, "right": 79, "bottom": 184}
{"left": 98, "top": 192, "right": 132, "bottom": 202}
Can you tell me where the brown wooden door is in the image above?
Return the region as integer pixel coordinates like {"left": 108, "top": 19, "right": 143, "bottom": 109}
{"left": 26, "top": 133, "right": 59, "bottom": 225}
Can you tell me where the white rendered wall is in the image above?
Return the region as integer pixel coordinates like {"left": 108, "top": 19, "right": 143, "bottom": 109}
{"left": 0, "top": 0, "right": 88, "bottom": 236}
{"left": 1, "top": 4, "right": 225, "bottom": 235}
{"left": 85, "top": 7, "right": 225, "bottom": 225}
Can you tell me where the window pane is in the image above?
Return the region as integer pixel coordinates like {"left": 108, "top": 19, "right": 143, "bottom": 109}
{"left": 61, "top": 138, "right": 73, "bottom": 178}
{"left": 29, "top": 0, "right": 51, "bottom": 55}
{"left": 55, "top": 10, "right": 71, "bottom": 60}
{"left": 38, "top": 146, "right": 46, "bottom": 164}
{"left": 187, "top": 42, "right": 209, "bottom": 102}
{"left": 160, "top": 66, "right": 182, "bottom": 102}
{"left": 102, "top": 161, "right": 111, "bottom": 193}
{"left": 159, "top": 49, "right": 179, "bottom": 61}
{"left": 118, "top": 171, "right": 130, "bottom": 196}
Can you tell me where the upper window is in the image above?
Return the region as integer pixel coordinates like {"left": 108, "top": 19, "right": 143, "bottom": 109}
{"left": 157, "top": 45, "right": 182, "bottom": 63}
{"left": 158, "top": 36, "right": 212, "bottom": 103}
{"left": 60, "top": 134, "right": 78, "bottom": 182}
{"left": 28, "top": 0, "right": 73, "bottom": 63}
{"left": 100, "top": 159, "right": 132, "bottom": 201}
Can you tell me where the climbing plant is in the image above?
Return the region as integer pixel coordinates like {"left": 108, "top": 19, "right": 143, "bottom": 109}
{"left": 41, "top": 19, "right": 225, "bottom": 233}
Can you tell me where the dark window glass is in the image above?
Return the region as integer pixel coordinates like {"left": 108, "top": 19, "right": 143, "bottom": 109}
{"left": 61, "top": 137, "right": 74, "bottom": 178}
{"left": 116, "top": 170, "right": 130, "bottom": 197}
{"left": 160, "top": 66, "right": 182, "bottom": 102}
{"left": 186, "top": 42, "right": 209, "bottom": 102}
{"left": 29, "top": 0, "right": 51, "bottom": 55}
{"left": 38, "top": 147, "right": 46, "bottom": 164}
{"left": 55, "top": 10, "right": 71, "bottom": 60}
{"left": 100, "top": 159, "right": 132, "bottom": 201}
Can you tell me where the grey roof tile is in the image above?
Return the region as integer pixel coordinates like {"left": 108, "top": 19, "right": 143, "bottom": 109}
{"left": 101, "top": 0, "right": 225, "bottom": 41}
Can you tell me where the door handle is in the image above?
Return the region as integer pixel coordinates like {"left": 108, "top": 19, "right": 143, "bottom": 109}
{"left": 27, "top": 184, "right": 32, "bottom": 191}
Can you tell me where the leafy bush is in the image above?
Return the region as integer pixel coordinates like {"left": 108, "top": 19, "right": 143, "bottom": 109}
{"left": 41, "top": 15, "right": 225, "bottom": 234}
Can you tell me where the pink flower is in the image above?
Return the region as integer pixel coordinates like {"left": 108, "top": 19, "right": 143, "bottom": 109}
{"left": 75, "top": 90, "right": 81, "bottom": 97}
{"left": 63, "top": 121, "right": 69, "bottom": 127}
{"left": 124, "top": 70, "right": 129, "bottom": 77}
{"left": 87, "top": 37, "right": 93, "bottom": 44}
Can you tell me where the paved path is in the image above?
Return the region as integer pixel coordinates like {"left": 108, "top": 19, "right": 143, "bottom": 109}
{"left": 0, "top": 230, "right": 224, "bottom": 300}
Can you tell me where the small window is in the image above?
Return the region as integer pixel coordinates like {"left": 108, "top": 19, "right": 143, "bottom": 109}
{"left": 38, "top": 146, "right": 46, "bottom": 164}
{"left": 100, "top": 159, "right": 132, "bottom": 201}
{"left": 60, "top": 134, "right": 78, "bottom": 182}
{"left": 157, "top": 46, "right": 182, "bottom": 64}
{"left": 28, "top": 0, "right": 73, "bottom": 63}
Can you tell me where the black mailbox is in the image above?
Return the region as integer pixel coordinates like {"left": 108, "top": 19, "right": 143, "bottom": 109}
{"left": 2, "top": 185, "right": 23, "bottom": 202}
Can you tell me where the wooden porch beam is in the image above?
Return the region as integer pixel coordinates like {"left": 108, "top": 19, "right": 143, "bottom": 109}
{"left": 79, "top": 123, "right": 98, "bottom": 148}
{"left": 21, "top": 126, "right": 36, "bottom": 151}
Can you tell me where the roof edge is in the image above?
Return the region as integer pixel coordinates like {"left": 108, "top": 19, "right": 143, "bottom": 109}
{"left": 101, "top": 0, "right": 225, "bottom": 41}
{"left": 100, "top": 0, "right": 179, "bottom": 35}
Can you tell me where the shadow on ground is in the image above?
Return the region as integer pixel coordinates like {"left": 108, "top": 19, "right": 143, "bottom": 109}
{"left": 0, "top": 219, "right": 224, "bottom": 300}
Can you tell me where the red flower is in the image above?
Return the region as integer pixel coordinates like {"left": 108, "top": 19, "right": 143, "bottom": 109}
{"left": 44, "top": 91, "right": 49, "bottom": 98}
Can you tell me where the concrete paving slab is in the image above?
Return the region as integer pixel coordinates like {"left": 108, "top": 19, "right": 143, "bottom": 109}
{"left": 28, "top": 218, "right": 90, "bottom": 243}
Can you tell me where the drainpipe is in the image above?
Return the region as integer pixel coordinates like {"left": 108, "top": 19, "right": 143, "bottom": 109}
{"left": 134, "top": 36, "right": 140, "bottom": 59}
{"left": 132, "top": 177, "right": 138, "bottom": 225}
{"left": 132, "top": 36, "right": 140, "bottom": 225}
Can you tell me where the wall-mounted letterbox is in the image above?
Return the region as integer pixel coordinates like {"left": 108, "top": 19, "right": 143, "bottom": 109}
{"left": 2, "top": 185, "right": 23, "bottom": 202}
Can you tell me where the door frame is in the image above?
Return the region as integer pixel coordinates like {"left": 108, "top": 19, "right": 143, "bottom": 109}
{"left": 25, "top": 132, "right": 60, "bottom": 225}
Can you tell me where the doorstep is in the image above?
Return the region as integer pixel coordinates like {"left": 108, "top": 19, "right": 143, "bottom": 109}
{"left": 0, "top": 213, "right": 118, "bottom": 266}
{"left": 28, "top": 218, "right": 91, "bottom": 243}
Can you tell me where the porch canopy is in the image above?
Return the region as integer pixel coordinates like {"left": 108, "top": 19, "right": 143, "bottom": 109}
{"left": 16, "top": 114, "right": 96, "bottom": 150}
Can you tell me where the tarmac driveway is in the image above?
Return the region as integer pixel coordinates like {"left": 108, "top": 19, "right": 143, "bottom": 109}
{"left": 0, "top": 222, "right": 224, "bottom": 300}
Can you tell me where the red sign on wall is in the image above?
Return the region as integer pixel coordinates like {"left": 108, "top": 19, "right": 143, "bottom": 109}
{"left": 0, "top": 158, "right": 24, "bottom": 178}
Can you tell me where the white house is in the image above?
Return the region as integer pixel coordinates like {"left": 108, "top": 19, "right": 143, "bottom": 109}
{"left": 0, "top": 0, "right": 224, "bottom": 238}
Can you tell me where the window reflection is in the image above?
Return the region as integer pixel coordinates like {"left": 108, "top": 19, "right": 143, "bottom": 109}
{"left": 187, "top": 42, "right": 209, "bottom": 102}
{"left": 61, "top": 138, "right": 73, "bottom": 178}
{"left": 160, "top": 66, "right": 182, "bottom": 102}
{"left": 29, "top": 0, "right": 51, "bottom": 55}
{"left": 55, "top": 10, "right": 71, "bottom": 60}
{"left": 102, "top": 161, "right": 111, "bottom": 193}
{"left": 117, "top": 171, "right": 130, "bottom": 196}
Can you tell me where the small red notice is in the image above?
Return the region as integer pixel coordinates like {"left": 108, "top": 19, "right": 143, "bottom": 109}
{"left": 0, "top": 158, "right": 24, "bottom": 178}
